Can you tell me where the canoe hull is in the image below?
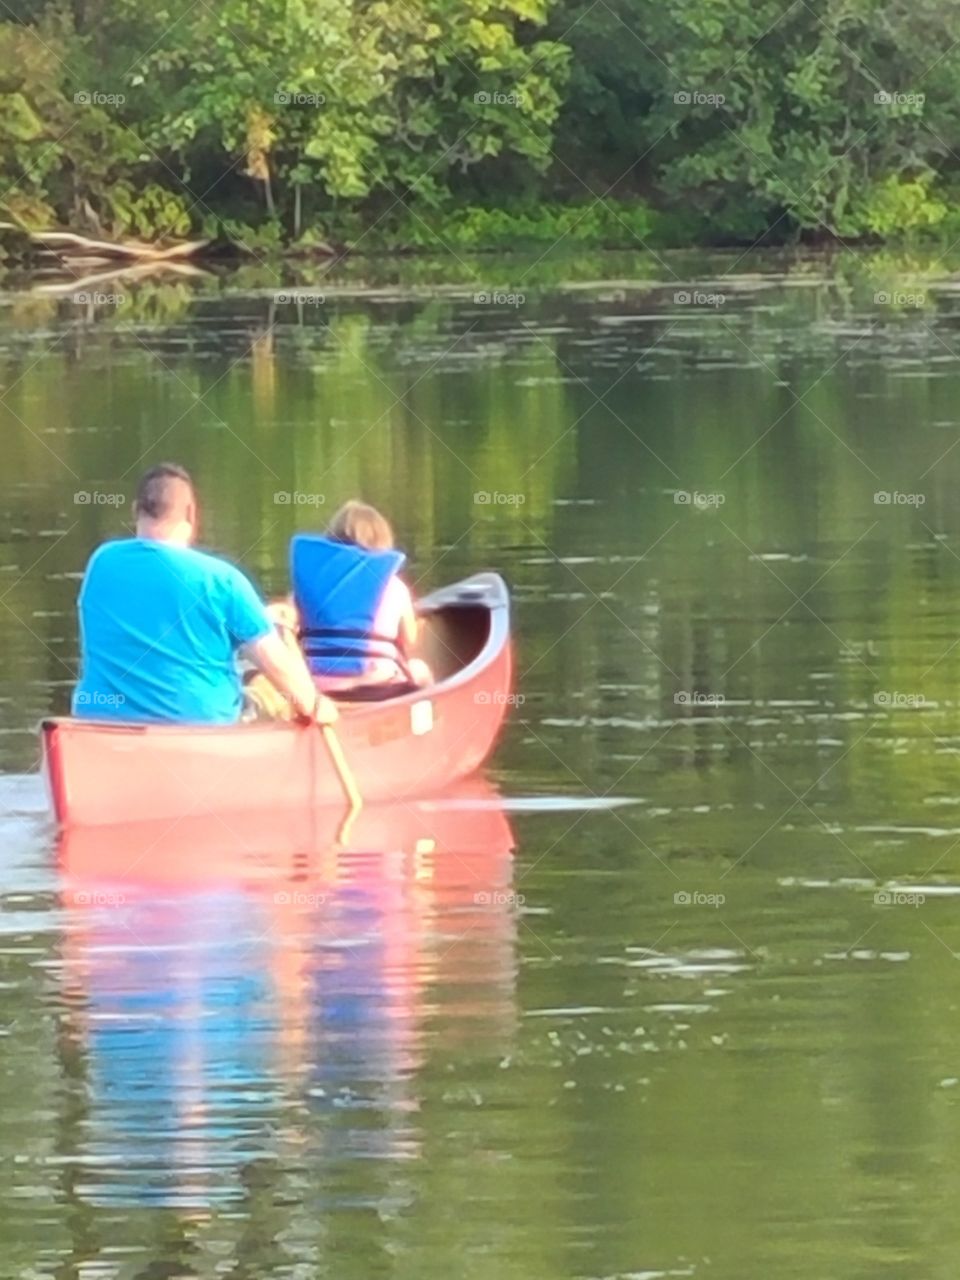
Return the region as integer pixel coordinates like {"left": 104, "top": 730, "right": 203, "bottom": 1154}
{"left": 43, "top": 573, "right": 512, "bottom": 827}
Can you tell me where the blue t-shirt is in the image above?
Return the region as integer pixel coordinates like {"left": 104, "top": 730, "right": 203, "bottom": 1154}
{"left": 72, "top": 539, "right": 273, "bottom": 724}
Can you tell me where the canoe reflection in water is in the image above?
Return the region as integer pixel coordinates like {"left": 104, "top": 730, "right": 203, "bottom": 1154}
{"left": 57, "top": 780, "right": 517, "bottom": 1211}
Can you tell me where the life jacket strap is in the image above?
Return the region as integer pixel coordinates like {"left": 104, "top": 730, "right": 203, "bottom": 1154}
{"left": 301, "top": 626, "right": 400, "bottom": 646}
{"left": 302, "top": 626, "right": 413, "bottom": 682}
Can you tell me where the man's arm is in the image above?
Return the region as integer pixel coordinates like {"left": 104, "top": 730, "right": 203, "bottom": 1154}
{"left": 243, "top": 631, "right": 338, "bottom": 724}
{"left": 222, "top": 563, "right": 336, "bottom": 725}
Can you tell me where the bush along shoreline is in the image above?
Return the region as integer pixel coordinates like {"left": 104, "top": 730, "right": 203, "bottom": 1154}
{"left": 8, "top": 199, "right": 960, "bottom": 269}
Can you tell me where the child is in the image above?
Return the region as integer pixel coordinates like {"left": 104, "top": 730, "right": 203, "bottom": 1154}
{"left": 288, "top": 500, "right": 431, "bottom": 692}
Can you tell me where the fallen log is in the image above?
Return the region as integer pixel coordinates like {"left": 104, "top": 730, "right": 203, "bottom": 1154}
{"left": 0, "top": 224, "right": 251, "bottom": 267}
{"left": 30, "top": 231, "right": 214, "bottom": 261}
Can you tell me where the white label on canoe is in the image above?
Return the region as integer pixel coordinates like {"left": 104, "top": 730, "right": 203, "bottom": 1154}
{"left": 411, "top": 700, "right": 434, "bottom": 736}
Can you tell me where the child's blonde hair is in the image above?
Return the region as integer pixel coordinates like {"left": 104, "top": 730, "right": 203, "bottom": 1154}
{"left": 327, "top": 500, "right": 395, "bottom": 550}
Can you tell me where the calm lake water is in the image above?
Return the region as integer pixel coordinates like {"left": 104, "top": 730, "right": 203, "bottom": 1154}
{"left": 4, "top": 248, "right": 960, "bottom": 1277}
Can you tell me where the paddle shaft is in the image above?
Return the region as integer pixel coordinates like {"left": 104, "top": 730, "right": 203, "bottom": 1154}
{"left": 321, "top": 724, "right": 362, "bottom": 811}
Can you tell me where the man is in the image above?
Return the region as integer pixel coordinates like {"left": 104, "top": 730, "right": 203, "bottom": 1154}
{"left": 72, "top": 463, "right": 337, "bottom": 726}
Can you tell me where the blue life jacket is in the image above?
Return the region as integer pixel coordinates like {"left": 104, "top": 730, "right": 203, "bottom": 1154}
{"left": 290, "top": 534, "right": 406, "bottom": 677}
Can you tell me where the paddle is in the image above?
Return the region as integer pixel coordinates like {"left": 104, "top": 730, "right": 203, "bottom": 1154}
{"left": 320, "top": 723, "right": 362, "bottom": 813}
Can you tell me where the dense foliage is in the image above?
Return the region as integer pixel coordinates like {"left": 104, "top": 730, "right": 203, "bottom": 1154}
{"left": 3, "top": 0, "right": 960, "bottom": 246}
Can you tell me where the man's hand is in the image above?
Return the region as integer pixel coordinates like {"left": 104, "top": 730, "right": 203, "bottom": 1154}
{"left": 311, "top": 693, "right": 339, "bottom": 725}
{"left": 296, "top": 692, "right": 339, "bottom": 725}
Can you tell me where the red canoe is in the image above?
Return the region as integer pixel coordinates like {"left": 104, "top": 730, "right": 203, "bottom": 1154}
{"left": 42, "top": 573, "right": 512, "bottom": 828}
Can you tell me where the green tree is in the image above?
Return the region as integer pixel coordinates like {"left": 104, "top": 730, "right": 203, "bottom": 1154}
{"left": 550, "top": 0, "right": 960, "bottom": 240}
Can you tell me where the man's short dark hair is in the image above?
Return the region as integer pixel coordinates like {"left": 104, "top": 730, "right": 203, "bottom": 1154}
{"left": 135, "top": 463, "right": 195, "bottom": 520}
